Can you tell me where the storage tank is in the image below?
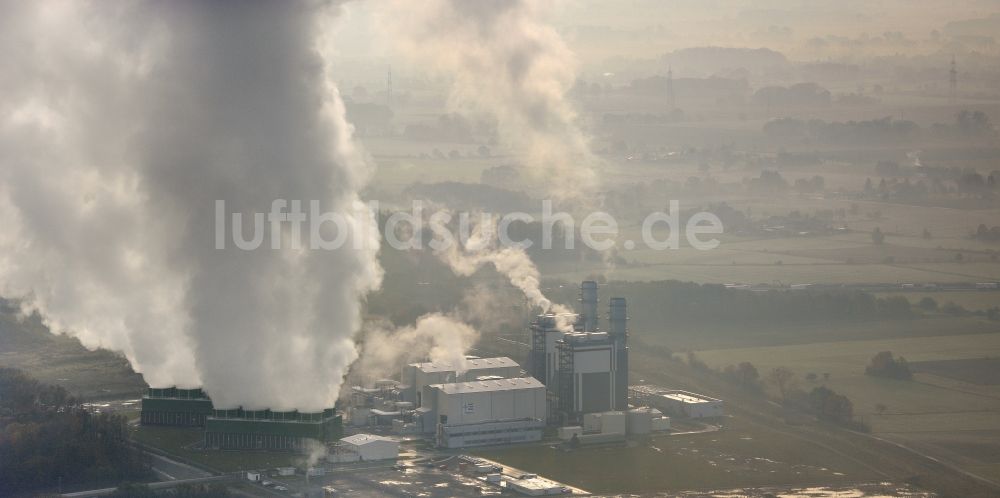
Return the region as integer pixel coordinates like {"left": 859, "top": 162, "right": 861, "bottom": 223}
{"left": 627, "top": 408, "right": 652, "bottom": 435}
{"left": 601, "top": 411, "right": 626, "bottom": 434}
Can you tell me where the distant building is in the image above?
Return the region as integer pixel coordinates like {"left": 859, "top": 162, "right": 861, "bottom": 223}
{"left": 630, "top": 386, "right": 723, "bottom": 419}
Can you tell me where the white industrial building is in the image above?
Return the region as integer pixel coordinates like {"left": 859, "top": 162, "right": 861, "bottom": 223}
{"left": 630, "top": 386, "right": 723, "bottom": 419}
{"left": 556, "top": 408, "right": 670, "bottom": 445}
{"left": 505, "top": 474, "right": 568, "bottom": 496}
{"left": 338, "top": 434, "right": 399, "bottom": 461}
{"left": 403, "top": 357, "right": 522, "bottom": 406}
{"left": 420, "top": 377, "right": 547, "bottom": 448}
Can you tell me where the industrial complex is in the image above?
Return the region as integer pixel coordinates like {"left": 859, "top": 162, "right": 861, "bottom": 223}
{"left": 137, "top": 280, "right": 724, "bottom": 496}
{"left": 338, "top": 280, "right": 723, "bottom": 450}
{"left": 133, "top": 280, "right": 727, "bottom": 496}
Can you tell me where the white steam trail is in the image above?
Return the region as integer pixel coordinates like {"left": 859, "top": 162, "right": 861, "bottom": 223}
{"left": 385, "top": 0, "right": 600, "bottom": 204}
{"left": 437, "top": 217, "right": 575, "bottom": 332}
{"left": 386, "top": 0, "right": 619, "bottom": 287}
{"left": 0, "top": 2, "right": 381, "bottom": 411}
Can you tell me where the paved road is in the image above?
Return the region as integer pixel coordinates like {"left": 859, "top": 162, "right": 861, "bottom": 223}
{"left": 149, "top": 452, "right": 212, "bottom": 481}
{"left": 62, "top": 476, "right": 232, "bottom": 497}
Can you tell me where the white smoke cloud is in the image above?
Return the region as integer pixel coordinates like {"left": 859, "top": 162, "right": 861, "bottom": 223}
{"left": 0, "top": 1, "right": 381, "bottom": 411}
{"left": 436, "top": 215, "right": 575, "bottom": 332}
{"left": 353, "top": 313, "right": 479, "bottom": 383}
{"left": 383, "top": 0, "right": 600, "bottom": 204}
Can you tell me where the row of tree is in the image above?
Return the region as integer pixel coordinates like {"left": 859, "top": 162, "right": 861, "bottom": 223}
{"left": 694, "top": 357, "right": 867, "bottom": 431}
{"left": 595, "top": 281, "right": 915, "bottom": 325}
{"left": 763, "top": 111, "right": 995, "bottom": 145}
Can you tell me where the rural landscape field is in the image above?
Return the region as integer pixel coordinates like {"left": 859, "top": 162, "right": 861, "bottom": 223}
{"left": 2, "top": 1, "right": 999, "bottom": 497}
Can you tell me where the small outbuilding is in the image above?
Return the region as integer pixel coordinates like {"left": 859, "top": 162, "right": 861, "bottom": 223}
{"left": 339, "top": 434, "right": 399, "bottom": 461}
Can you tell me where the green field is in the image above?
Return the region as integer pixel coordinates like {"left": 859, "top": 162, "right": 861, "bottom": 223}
{"left": 692, "top": 330, "right": 1000, "bottom": 481}
{"left": 474, "top": 415, "right": 878, "bottom": 494}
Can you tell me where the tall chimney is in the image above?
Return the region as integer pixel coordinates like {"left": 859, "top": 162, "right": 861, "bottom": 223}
{"left": 580, "top": 280, "right": 598, "bottom": 332}
{"left": 608, "top": 297, "right": 627, "bottom": 338}
{"left": 609, "top": 297, "right": 629, "bottom": 410}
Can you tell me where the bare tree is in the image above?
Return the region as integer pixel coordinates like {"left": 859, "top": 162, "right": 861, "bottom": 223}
{"left": 767, "top": 367, "right": 795, "bottom": 402}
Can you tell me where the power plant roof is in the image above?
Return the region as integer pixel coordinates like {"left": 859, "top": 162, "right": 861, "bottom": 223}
{"left": 432, "top": 376, "right": 543, "bottom": 394}
{"left": 341, "top": 434, "right": 396, "bottom": 446}
{"left": 411, "top": 356, "right": 519, "bottom": 373}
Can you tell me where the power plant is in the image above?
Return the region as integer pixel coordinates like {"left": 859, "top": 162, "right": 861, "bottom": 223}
{"left": 138, "top": 280, "right": 719, "bottom": 457}
{"left": 534, "top": 282, "right": 629, "bottom": 422}
{"left": 339, "top": 280, "right": 674, "bottom": 450}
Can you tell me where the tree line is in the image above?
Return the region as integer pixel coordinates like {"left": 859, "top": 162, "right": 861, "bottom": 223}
{"left": 0, "top": 368, "right": 150, "bottom": 495}
{"left": 589, "top": 280, "right": 914, "bottom": 326}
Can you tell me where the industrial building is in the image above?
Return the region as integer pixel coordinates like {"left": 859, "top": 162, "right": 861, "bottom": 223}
{"left": 529, "top": 282, "right": 599, "bottom": 387}
{"left": 338, "top": 434, "right": 399, "bottom": 461}
{"left": 421, "top": 377, "right": 547, "bottom": 448}
{"left": 556, "top": 408, "right": 670, "bottom": 445}
{"left": 529, "top": 312, "right": 578, "bottom": 387}
{"left": 505, "top": 474, "right": 569, "bottom": 496}
{"left": 402, "top": 356, "right": 522, "bottom": 406}
{"left": 203, "top": 407, "right": 342, "bottom": 451}
{"left": 140, "top": 387, "right": 213, "bottom": 427}
{"left": 529, "top": 282, "right": 630, "bottom": 424}
{"left": 556, "top": 332, "right": 616, "bottom": 417}
{"left": 340, "top": 281, "right": 643, "bottom": 449}
{"left": 630, "top": 385, "right": 724, "bottom": 419}
{"left": 608, "top": 297, "right": 629, "bottom": 411}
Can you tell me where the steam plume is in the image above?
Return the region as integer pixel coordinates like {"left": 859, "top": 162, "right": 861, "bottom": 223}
{"left": 385, "top": 0, "right": 600, "bottom": 203}
{"left": 437, "top": 216, "right": 575, "bottom": 332}
{"left": 354, "top": 313, "right": 479, "bottom": 382}
{"left": 0, "top": 1, "right": 381, "bottom": 411}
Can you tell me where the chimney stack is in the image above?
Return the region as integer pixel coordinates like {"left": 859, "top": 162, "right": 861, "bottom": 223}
{"left": 579, "top": 280, "right": 599, "bottom": 332}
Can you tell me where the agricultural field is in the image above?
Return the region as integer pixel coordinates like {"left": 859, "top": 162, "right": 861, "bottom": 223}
{"left": 474, "top": 414, "right": 879, "bottom": 494}
{"left": 692, "top": 330, "right": 1000, "bottom": 481}
{"left": 0, "top": 308, "right": 146, "bottom": 400}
